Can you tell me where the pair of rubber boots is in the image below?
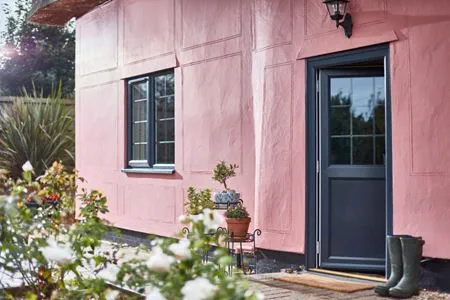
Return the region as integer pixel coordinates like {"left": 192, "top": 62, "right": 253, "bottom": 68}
{"left": 375, "top": 235, "right": 425, "bottom": 298}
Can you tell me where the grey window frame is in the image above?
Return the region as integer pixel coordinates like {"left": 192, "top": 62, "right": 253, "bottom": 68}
{"left": 126, "top": 69, "right": 175, "bottom": 172}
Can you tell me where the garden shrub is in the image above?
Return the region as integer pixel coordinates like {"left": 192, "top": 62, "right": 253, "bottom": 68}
{"left": 0, "top": 162, "right": 263, "bottom": 300}
{"left": 0, "top": 87, "right": 74, "bottom": 179}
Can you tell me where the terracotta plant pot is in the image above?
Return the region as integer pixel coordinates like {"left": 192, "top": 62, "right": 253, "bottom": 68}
{"left": 226, "top": 217, "right": 251, "bottom": 241}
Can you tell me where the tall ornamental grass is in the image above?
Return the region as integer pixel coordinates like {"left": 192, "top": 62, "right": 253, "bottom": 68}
{"left": 0, "top": 87, "right": 74, "bottom": 178}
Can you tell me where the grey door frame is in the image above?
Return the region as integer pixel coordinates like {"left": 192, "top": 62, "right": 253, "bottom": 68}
{"left": 305, "top": 44, "right": 393, "bottom": 274}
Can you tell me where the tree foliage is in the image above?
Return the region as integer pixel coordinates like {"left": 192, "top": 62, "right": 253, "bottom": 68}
{"left": 0, "top": 0, "right": 75, "bottom": 97}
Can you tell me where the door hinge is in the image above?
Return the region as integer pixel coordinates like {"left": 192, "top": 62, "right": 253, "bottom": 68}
{"left": 316, "top": 241, "right": 320, "bottom": 254}
{"left": 316, "top": 160, "right": 320, "bottom": 173}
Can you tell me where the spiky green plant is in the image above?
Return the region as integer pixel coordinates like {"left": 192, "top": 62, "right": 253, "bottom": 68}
{"left": 0, "top": 86, "right": 74, "bottom": 178}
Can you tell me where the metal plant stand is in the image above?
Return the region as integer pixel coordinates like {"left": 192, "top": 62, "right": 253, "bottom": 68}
{"left": 181, "top": 226, "right": 262, "bottom": 275}
{"left": 228, "top": 229, "right": 262, "bottom": 275}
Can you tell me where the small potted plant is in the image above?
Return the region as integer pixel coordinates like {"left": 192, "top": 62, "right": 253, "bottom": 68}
{"left": 212, "top": 161, "right": 240, "bottom": 204}
{"left": 184, "top": 187, "right": 215, "bottom": 215}
{"left": 225, "top": 203, "right": 251, "bottom": 240}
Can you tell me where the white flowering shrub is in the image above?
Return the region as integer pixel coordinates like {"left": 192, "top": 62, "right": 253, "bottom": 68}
{"left": 117, "top": 209, "right": 263, "bottom": 300}
{"left": 0, "top": 162, "right": 263, "bottom": 299}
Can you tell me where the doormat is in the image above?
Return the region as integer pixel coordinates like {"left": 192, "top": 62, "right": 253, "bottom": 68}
{"left": 275, "top": 273, "right": 376, "bottom": 293}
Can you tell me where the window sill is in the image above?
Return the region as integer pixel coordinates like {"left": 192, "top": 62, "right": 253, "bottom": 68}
{"left": 121, "top": 168, "right": 175, "bottom": 175}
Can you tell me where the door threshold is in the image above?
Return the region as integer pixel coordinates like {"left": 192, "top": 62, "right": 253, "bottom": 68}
{"left": 309, "top": 268, "right": 386, "bottom": 283}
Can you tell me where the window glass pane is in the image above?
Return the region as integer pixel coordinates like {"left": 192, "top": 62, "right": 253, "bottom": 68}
{"left": 130, "top": 80, "right": 149, "bottom": 162}
{"left": 353, "top": 137, "right": 374, "bottom": 165}
{"left": 330, "top": 137, "right": 350, "bottom": 164}
{"left": 132, "top": 144, "right": 147, "bottom": 161}
{"left": 131, "top": 81, "right": 147, "bottom": 100}
{"left": 157, "top": 120, "right": 174, "bottom": 142}
{"left": 156, "top": 142, "right": 174, "bottom": 164}
{"left": 133, "top": 122, "right": 147, "bottom": 143}
{"left": 155, "top": 75, "right": 165, "bottom": 97}
{"left": 156, "top": 96, "right": 174, "bottom": 119}
{"left": 166, "top": 73, "right": 174, "bottom": 95}
{"left": 330, "top": 107, "right": 350, "bottom": 135}
{"left": 154, "top": 72, "right": 175, "bottom": 165}
{"left": 133, "top": 100, "right": 147, "bottom": 122}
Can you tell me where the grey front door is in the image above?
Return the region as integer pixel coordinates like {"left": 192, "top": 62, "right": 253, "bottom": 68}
{"left": 319, "top": 68, "right": 386, "bottom": 272}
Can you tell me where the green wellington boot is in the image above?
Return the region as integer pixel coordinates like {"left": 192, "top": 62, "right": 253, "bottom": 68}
{"left": 374, "top": 236, "right": 405, "bottom": 296}
{"left": 389, "top": 236, "right": 425, "bottom": 298}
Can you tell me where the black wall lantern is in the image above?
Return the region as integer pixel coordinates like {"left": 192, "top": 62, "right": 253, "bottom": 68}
{"left": 323, "top": 0, "right": 353, "bottom": 38}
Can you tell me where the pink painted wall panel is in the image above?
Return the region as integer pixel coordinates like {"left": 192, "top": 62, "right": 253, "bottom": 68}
{"left": 181, "top": 0, "right": 241, "bottom": 49}
{"left": 408, "top": 22, "right": 450, "bottom": 174}
{"left": 390, "top": 1, "right": 450, "bottom": 257}
{"left": 78, "top": 83, "right": 118, "bottom": 171}
{"left": 259, "top": 64, "right": 292, "bottom": 233}
{"left": 253, "top": 0, "right": 292, "bottom": 50}
{"left": 75, "top": 0, "right": 450, "bottom": 259}
{"left": 182, "top": 55, "right": 242, "bottom": 173}
{"left": 123, "top": 0, "right": 174, "bottom": 64}
{"left": 124, "top": 185, "right": 177, "bottom": 224}
{"left": 78, "top": 1, "right": 118, "bottom": 75}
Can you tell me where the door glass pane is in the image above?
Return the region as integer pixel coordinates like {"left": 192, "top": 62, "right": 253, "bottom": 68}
{"left": 352, "top": 106, "right": 373, "bottom": 135}
{"left": 353, "top": 137, "right": 373, "bottom": 164}
{"left": 330, "top": 78, "right": 351, "bottom": 106}
{"left": 329, "top": 76, "right": 385, "bottom": 165}
{"left": 374, "top": 105, "right": 385, "bottom": 134}
{"left": 331, "top": 138, "right": 350, "bottom": 164}
{"left": 330, "top": 107, "right": 350, "bottom": 135}
{"left": 375, "top": 136, "right": 385, "bottom": 165}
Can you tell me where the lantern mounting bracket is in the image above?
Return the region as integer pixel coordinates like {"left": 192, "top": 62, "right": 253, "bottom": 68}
{"left": 337, "top": 13, "right": 353, "bottom": 38}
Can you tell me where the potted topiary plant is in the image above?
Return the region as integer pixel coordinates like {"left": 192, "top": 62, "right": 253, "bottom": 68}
{"left": 212, "top": 161, "right": 240, "bottom": 204}
{"left": 225, "top": 203, "right": 251, "bottom": 240}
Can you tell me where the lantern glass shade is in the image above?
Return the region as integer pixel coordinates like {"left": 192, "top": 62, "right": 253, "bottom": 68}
{"left": 324, "top": 0, "right": 348, "bottom": 21}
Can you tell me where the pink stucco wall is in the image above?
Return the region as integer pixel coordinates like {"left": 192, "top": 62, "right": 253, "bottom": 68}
{"left": 76, "top": 0, "right": 450, "bottom": 259}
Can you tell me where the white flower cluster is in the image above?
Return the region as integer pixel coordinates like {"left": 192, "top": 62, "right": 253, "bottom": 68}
{"left": 146, "top": 246, "right": 175, "bottom": 272}
{"left": 168, "top": 239, "right": 191, "bottom": 260}
{"left": 181, "top": 208, "right": 225, "bottom": 232}
{"left": 22, "top": 161, "right": 33, "bottom": 172}
{"left": 41, "top": 236, "right": 74, "bottom": 265}
{"left": 181, "top": 277, "right": 217, "bottom": 300}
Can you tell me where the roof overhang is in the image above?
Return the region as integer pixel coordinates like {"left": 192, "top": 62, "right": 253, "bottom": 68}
{"left": 29, "top": 0, "right": 110, "bottom": 26}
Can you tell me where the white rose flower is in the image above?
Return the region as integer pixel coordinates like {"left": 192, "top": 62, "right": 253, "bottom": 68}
{"left": 146, "top": 288, "right": 166, "bottom": 300}
{"left": 147, "top": 247, "right": 175, "bottom": 272}
{"left": 181, "top": 277, "right": 217, "bottom": 300}
{"left": 203, "top": 209, "right": 225, "bottom": 231}
{"left": 190, "top": 213, "right": 204, "bottom": 223}
{"left": 168, "top": 239, "right": 191, "bottom": 260}
{"left": 22, "top": 161, "right": 33, "bottom": 172}
{"left": 97, "top": 263, "right": 120, "bottom": 282}
{"left": 105, "top": 289, "right": 120, "bottom": 300}
{"left": 178, "top": 215, "right": 188, "bottom": 223}
{"left": 42, "top": 237, "right": 73, "bottom": 265}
